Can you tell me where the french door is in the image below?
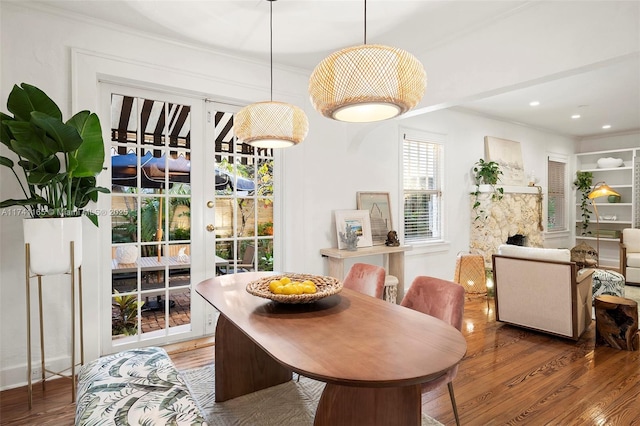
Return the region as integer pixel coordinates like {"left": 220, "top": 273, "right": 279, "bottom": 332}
{"left": 100, "top": 84, "right": 211, "bottom": 353}
{"left": 99, "top": 87, "right": 277, "bottom": 354}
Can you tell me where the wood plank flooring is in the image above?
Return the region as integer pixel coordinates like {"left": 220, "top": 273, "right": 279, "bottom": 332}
{"left": 1, "top": 297, "right": 639, "bottom": 425}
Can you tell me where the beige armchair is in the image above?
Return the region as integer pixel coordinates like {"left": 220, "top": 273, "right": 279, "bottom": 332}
{"left": 620, "top": 229, "right": 640, "bottom": 284}
{"left": 492, "top": 245, "right": 593, "bottom": 340}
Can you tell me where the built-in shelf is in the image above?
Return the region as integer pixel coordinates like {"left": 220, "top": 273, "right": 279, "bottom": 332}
{"left": 575, "top": 147, "right": 638, "bottom": 268}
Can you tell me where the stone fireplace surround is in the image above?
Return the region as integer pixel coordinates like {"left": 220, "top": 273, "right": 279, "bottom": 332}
{"left": 470, "top": 185, "right": 543, "bottom": 266}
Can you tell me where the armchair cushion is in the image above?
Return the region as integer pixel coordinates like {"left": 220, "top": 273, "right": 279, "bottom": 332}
{"left": 627, "top": 253, "right": 640, "bottom": 268}
{"left": 497, "top": 244, "right": 571, "bottom": 262}
{"left": 623, "top": 229, "right": 640, "bottom": 252}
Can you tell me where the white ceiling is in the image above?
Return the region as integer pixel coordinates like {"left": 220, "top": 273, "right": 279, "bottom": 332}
{"left": 30, "top": 0, "right": 640, "bottom": 139}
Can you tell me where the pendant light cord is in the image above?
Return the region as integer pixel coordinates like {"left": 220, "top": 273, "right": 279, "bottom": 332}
{"left": 270, "top": 0, "right": 274, "bottom": 102}
{"left": 363, "top": 0, "right": 367, "bottom": 45}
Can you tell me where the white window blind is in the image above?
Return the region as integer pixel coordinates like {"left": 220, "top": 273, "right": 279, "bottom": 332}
{"left": 547, "top": 159, "right": 566, "bottom": 231}
{"left": 403, "top": 136, "right": 442, "bottom": 242}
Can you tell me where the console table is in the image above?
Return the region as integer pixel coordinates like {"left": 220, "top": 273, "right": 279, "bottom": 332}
{"left": 320, "top": 245, "right": 411, "bottom": 301}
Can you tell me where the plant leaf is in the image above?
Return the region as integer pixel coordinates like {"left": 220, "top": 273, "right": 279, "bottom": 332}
{"left": 67, "top": 111, "right": 105, "bottom": 177}
{"left": 7, "top": 83, "right": 62, "bottom": 122}
{"left": 30, "top": 111, "right": 83, "bottom": 154}
{"left": 0, "top": 156, "right": 14, "bottom": 168}
{"left": 6, "top": 121, "right": 52, "bottom": 162}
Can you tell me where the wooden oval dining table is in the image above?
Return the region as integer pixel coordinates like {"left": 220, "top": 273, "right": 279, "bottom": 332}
{"left": 196, "top": 272, "right": 467, "bottom": 426}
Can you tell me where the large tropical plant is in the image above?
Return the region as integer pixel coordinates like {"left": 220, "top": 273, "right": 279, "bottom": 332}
{"left": 0, "top": 83, "right": 109, "bottom": 226}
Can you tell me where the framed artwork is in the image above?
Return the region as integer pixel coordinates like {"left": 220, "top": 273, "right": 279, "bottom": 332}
{"left": 484, "top": 136, "right": 525, "bottom": 186}
{"left": 356, "top": 192, "right": 392, "bottom": 245}
{"left": 334, "top": 210, "right": 373, "bottom": 249}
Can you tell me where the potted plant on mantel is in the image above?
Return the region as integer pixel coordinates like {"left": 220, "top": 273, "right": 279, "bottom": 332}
{"left": 0, "top": 83, "right": 109, "bottom": 275}
{"left": 471, "top": 158, "right": 504, "bottom": 221}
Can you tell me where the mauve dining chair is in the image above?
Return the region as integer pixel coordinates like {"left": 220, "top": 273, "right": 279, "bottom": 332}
{"left": 342, "top": 262, "right": 386, "bottom": 299}
{"left": 400, "top": 276, "right": 465, "bottom": 426}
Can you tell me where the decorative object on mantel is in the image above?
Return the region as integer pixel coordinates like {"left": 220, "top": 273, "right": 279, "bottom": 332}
{"left": 234, "top": 0, "right": 308, "bottom": 148}
{"left": 471, "top": 158, "right": 504, "bottom": 221}
{"left": 588, "top": 182, "right": 621, "bottom": 266}
{"left": 308, "top": 0, "right": 426, "bottom": 123}
{"left": 385, "top": 230, "right": 400, "bottom": 247}
{"left": 608, "top": 194, "right": 622, "bottom": 203}
{"left": 573, "top": 171, "right": 594, "bottom": 236}
{"left": 484, "top": 136, "right": 525, "bottom": 186}
{"left": 339, "top": 224, "right": 360, "bottom": 251}
{"left": 596, "top": 157, "right": 624, "bottom": 169}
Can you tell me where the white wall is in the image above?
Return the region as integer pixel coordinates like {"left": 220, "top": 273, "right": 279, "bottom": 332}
{"left": 0, "top": 1, "right": 623, "bottom": 390}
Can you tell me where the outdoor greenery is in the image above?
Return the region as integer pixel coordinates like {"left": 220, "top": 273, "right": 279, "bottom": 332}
{"left": 471, "top": 159, "right": 504, "bottom": 221}
{"left": 574, "top": 171, "right": 593, "bottom": 235}
{"left": 0, "top": 83, "right": 109, "bottom": 226}
{"left": 112, "top": 290, "right": 144, "bottom": 336}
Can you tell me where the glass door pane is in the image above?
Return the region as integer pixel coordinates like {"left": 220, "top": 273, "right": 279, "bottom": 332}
{"left": 211, "top": 108, "right": 274, "bottom": 274}
{"left": 110, "top": 94, "right": 194, "bottom": 344}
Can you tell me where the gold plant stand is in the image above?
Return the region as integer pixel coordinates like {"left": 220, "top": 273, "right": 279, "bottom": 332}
{"left": 25, "top": 242, "right": 84, "bottom": 409}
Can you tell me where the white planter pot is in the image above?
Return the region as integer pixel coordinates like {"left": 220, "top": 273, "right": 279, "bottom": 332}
{"left": 115, "top": 245, "right": 138, "bottom": 264}
{"left": 23, "top": 217, "right": 83, "bottom": 276}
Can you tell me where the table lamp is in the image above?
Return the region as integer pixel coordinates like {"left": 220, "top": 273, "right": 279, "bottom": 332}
{"left": 588, "top": 182, "right": 621, "bottom": 266}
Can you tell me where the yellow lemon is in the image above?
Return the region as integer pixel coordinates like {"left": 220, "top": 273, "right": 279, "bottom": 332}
{"left": 280, "top": 276, "right": 291, "bottom": 284}
{"left": 269, "top": 280, "right": 282, "bottom": 293}
{"left": 281, "top": 284, "right": 296, "bottom": 295}
{"left": 292, "top": 284, "right": 304, "bottom": 295}
{"left": 302, "top": 283, "right": 317, "bottom": 294}
{"left": 272, "top": 285, "right": 284, "bottom": 294}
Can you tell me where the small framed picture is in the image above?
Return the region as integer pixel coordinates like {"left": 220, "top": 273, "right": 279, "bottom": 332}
{"left": 356, "top": 192, "right": 392, "bottom": 245}
{"left": 334, "top": 210, "right": 373, "bottom": 249}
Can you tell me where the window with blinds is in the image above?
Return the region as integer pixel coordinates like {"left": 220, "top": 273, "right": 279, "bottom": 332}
{"left": 547, "top": 159, "right": 566, "bottom": 231}
{"left": 403, "top": 136, "right": 442, "bottom": 243}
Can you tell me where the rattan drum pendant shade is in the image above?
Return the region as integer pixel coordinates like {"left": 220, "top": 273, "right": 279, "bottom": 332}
{"left": 308, "top": 44, "right": 426, "bottom": 123}
{"left": 234, "top": 0, "right": 308, "bottom": 148}
{"left": 235, "top": 101, "right": 308, "bottom": 148}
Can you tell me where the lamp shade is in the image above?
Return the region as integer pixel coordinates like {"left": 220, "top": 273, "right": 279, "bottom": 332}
{"left": 308, "top": 44, "right": 426, "bottom": 123}
{"left": 588, "top": 182, "right": 621, "bottom": 199}
{"left": 234, "top": 101, "right": 309, "bottom": 148}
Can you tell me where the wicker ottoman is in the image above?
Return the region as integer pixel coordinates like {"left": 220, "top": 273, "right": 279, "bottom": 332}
{"left": 591, "top": 269, "right": 626, "bottom": 302}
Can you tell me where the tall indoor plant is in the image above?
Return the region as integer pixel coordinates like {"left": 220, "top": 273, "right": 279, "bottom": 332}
{"left": 573, "top": 171, "right": 593, "bottom": 236}
{"left": 0, "top": 83, "right": 109, "bottom": 274}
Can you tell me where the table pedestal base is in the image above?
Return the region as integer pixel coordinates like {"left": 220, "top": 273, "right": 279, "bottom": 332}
{"left": 315, "top": 383, "right": 422, "bottom": 426}
{"left": 214, "top": 315, "right": 291, "bottom": 401}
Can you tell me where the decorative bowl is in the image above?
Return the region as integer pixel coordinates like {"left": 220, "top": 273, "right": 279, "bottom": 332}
{"left": 246, "top": 273, "right": 343, "bottom": 304}
{"left": 608, "top": 195, "right": 621, "bottom": 203}
{"left": 596, "top": 157, "right": 624, "bottom": 168}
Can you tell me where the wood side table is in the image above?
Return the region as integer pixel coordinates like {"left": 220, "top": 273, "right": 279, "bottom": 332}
{"left": 594, "top": 295, "right": 639, "bottom": 351}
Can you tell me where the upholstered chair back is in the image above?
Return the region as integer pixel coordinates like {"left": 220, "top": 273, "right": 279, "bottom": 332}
{"left": 342, "top": 263, "right": 386, "bottom": 299}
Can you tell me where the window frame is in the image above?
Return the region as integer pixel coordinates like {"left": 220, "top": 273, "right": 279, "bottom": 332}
{"left": 547, "top": 154, "right": 568, "bottom": 232}
{"left": 400, "top": 131, "right": 445, "bottom": 247}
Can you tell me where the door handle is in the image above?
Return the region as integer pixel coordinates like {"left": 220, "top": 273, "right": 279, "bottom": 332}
{"left": 207, "top": 201, "right": 214, "bottom": 208}
{"left": 206, "top": 224, "right": 215, "bottom": 232}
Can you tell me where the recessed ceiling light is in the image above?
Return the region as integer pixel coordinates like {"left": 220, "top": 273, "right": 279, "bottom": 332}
{"left": 529, "top": 101, "right": 540, "bottom": 107}
{"left": 571, "top": 114, "right": 581, "bottom": 119}
{"left": 602, "top": 125, "right": 612, "bottom": 129}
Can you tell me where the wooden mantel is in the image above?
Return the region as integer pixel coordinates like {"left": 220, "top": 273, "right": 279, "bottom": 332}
{"left": 473, "top": 184, "right": 542, "bottom": 194}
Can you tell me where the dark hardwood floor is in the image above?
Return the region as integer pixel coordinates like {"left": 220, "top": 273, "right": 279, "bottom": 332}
{"left": 1, "top": 296, "right": 639, "bottom": 425}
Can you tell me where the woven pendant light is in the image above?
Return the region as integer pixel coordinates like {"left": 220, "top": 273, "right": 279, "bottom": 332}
{"left": 308, "top": 1, "right": 426, "bottom": 123}
{"left": 235, "top": 0, "right": 308, "bottom": 148}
